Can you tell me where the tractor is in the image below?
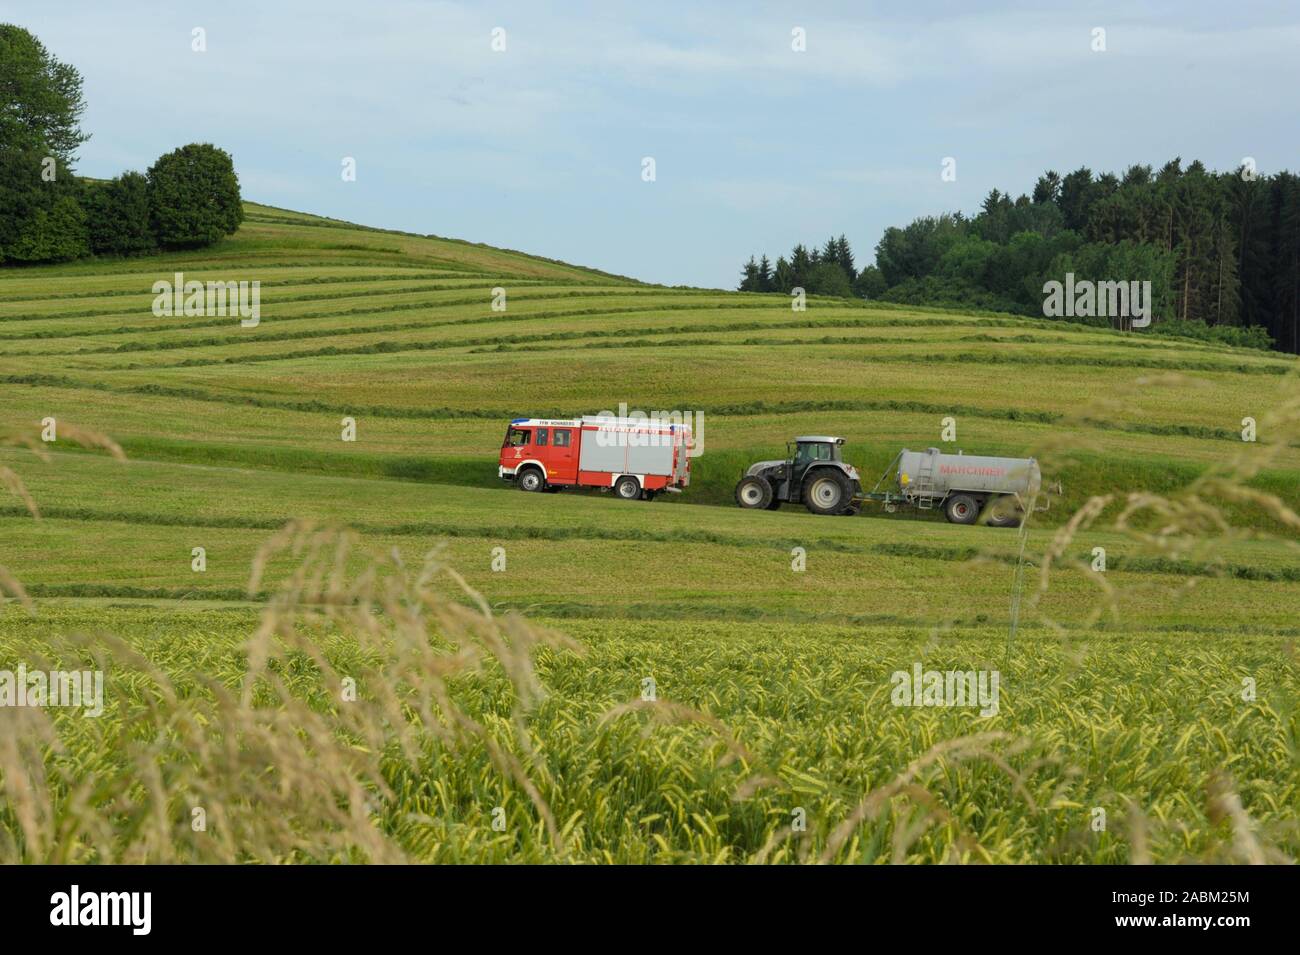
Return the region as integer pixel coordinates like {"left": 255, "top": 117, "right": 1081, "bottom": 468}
{"left": 734, "top": 436, "right": 862, "bottom": 515}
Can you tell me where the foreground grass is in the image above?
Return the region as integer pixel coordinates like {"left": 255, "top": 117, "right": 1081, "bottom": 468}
{"left": 2, "top": 605, "right": 1295, "bottom": 863}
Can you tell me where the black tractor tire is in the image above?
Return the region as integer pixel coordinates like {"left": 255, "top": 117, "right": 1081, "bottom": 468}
{"left": 986, "top": 495, "right": 1023, "bottom": 528}
{"left": 517, "top": 467, "right": 545, "bottom": 492}
{"left": 614, "top": 475, "right": 642, "bottom": 500}
{"left": 804, "top": 469, "right": 852, "bottom": 516}
{"left": 735, "top": 475, "right": 774, "bottom": 509}
{"left": 944, "top": 493, "right": 980, "bottom": 525}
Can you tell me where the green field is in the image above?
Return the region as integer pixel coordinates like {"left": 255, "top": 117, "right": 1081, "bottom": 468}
{"left": 2, "top": 203, "right": 1298, "bottom": 863}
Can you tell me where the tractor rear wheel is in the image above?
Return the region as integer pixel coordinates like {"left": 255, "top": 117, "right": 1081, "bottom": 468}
{"left": 517, "top": 467, "right": 545, "bottom": 492}
{"left": 614, "top": 476, "right": 642, "bottom": 500}
{"left": 735, "top": 475, "right": 774, "bottom": 509}
{"left": 805, "top": 470, "right": 851, "bottom": 515}
{"left": 944, "top": 493, "right": 980, "bottom": 525}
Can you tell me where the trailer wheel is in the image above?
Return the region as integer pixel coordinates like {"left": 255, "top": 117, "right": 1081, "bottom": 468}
{"left": 944, "top": 493, "right": 979, "bottom": 525}
{"left": 986, "top": 495, "right": 1023, "bottom": 528}
{"left": 734, "top": 475, "right": 773, "bottom": 509}
{"left": 614, "top": 476, "right": 641, "bottom": 500}
{"left": 517, "top": 467, "right": 545, "bottom": 492}
{"left": 805, "top": 470, "right": 851, "bottom": 515}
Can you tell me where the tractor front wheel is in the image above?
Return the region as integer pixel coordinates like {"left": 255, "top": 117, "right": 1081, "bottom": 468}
{"left": 805, "top": 471, "right": 851, "bottom": 515}
{"left": 735, "top": 475, "right": 774, "bottom": 509}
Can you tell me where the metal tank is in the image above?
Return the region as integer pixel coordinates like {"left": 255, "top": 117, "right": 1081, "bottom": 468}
{"left": 896, "top": 448, "right": 1041, "bottom": 499}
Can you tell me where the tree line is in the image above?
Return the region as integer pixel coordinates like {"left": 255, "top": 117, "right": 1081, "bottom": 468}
{"left": 0, "top": 24, "right": 243, "bottom": 265}
{"left": 739, "top": 159, "right": 1300, "bottom": 353}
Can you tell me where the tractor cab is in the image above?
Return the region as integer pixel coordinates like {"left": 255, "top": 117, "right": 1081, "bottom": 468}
{"left": 785, "top": 437, "right": 851, "bottom": 509}
{"left": 789, "top": 436, "right": 844, "bottom": 469}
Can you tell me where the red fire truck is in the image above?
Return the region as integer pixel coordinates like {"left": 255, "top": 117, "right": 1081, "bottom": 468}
{"left": 498, "top": 415, "right": 692, "bottom": 500}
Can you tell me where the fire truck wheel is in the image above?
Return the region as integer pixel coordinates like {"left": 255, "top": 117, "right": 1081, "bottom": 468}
{"left": 804, "top": 470, "right": 851, "bottom": 515}
{"left": 944, "top": 494, "right": 980, "bottom": 525}
{"left": 517, "top": 467, "right": 545, "bottom": 492}
{"left": 734, "top": 475, "right": 773, "bottom": 509}
{"left": 614, "top": 476, "right": 641, "bottom": 500}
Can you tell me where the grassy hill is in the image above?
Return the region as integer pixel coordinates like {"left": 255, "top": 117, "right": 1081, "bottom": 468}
{"left": 2, "top": 202, "right": 1298, "bottom": 864}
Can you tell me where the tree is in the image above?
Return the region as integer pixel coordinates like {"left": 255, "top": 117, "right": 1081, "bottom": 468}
{"left": 834, "top": 234, "right": 855, "bottom": 280}
{"left": 806, "top": 261, "right": 853, "bottom": 298}
{"left": 789, "top": 244, "right": 814, "bottom": 289}
{"left": 772, "top": 256, "right": 794, "bottom": 293}
{"left": 0, "top": 148, "right": 88, "bottom": 262}
{"left": 0, "top": 25, "right": 90, "bottom": 263}
{"left": 757, "top": 255, "right": 774, "bottom": 292}
{"left": 84, "top": 171, "right": 156, "bottom": 256}
{"left": 147, "top": 143, "right": 244, "bottom": 248}
{"left": 0, "top": 24, "right": 89, "bottom": 165}
{"left": 874, "top": 214, "right": 965, "bottom": 286}
{"left": 1274, "top": 172, "right": 1300, "bottom": 352}
{"left": 1032, "top": 171, "right": 1062, "bottom": 205}
{"left": 738, "top": 256, "right": 760, "bottom": 291}
{"left": 853, "top": 265, "right": 887, "bottom": 299}
{"left": 1059, "top": 167, "right": 1097, "bottom": 232}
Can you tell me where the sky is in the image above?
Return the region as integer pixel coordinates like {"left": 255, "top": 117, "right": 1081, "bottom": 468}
{"left": 7, "top": 0, "right": 1300, "bottom": 288}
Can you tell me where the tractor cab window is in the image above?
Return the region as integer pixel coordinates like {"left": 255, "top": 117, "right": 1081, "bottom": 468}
{"left": 504, "top": 427, "right": 531, "bottom": 447}
{"left": 797, "top": 443, "right": 832, "bottom": 463}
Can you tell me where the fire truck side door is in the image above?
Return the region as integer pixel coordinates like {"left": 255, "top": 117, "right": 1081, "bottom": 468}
{"left": 549, "top": 428, "right": 578, "bottom": 485}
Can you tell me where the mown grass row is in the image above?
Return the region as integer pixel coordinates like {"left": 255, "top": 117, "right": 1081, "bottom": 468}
{"left": 14, "top": 304, "right": 892, "bottom": 359}
{"left": 141, "top": 334, "right": 1298, "bottom": 373}
{"left": 485, "top": 335, "right": 1296, "bottom": 376}
{"left": 14, "top": 313, "right": 1046, "bottom": 358}
{"left": 43, "top": 316, "right": 1229, "bottom": 364}
{"left": 6, "top": 501, "right": 1296, "bottom": 583}
{"left": 0, "top": 269, "right": 501, "bottom": 305}
{"left": 0, "top": 278, "right": 621, "bottom": 325}
{"left": 0, "top": 371, "right": 1273, "bottom": 450}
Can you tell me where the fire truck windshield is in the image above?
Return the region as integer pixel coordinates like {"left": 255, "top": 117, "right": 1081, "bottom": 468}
{"left": 504, "top": 427, "right": 530, "bottom": 447}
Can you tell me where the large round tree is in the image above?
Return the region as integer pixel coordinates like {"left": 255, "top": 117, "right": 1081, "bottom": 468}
{"left": 0, "top": 24, "right": 89, "bottom": 164}
{"left": 147, "top": 143, "right": 244, "bottom": 248}
{"left": 0, "top": 24, "right": 91, "bottom": 262}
